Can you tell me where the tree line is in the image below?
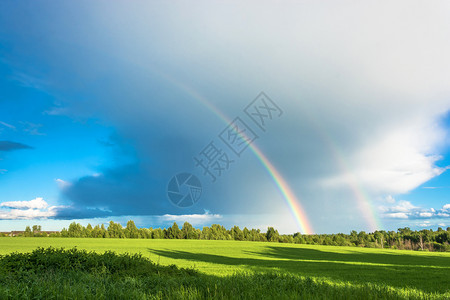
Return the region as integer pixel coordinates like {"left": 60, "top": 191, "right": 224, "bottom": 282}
{"left": 3, "top": 221, "right": 449, "bottom": 252}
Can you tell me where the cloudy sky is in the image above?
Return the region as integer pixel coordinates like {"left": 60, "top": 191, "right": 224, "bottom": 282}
{"left": 1, "top": 1, "right": 449, "bottom": 233}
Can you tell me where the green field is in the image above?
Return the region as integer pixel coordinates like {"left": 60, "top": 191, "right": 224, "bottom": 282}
{"left": 0, "top": 238, "right": 449, "bottom": 299}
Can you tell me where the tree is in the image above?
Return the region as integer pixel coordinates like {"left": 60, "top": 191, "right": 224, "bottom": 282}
{"left": 374, "top": 231, "right": 385, "bottom": 248}
{"left": 266, "top": 227, "right": 279, "bottom": 242}
{"left": 181, "top": 222, "right": 197, "bottom": 239}
{"left": 139, "top": 228, "right": 152, "bottom": 239}
{"left": 419, "top": 233, "right": 424, "bottom": 251}
{"left": 201, "top": 227, "right": 211, "bottom": 240}
{"left": 281, "top": 235, "right": 294, "bottom": 243}
{"left": 167, "top": 222, "right": 182, "bottom": 239}
{"left": 24, "top": 226, "right": 32, "bottom": 237}
{"left": 293, "top": 232, "right": 304, "bottom": 244}
{"left": 61, "top": 228, "right": 69, "bottom": 237}
{"left": 92, "top": 225, "right": 101, "bottom": 238}
{"left": 210, "top": 224, "right": 229, "bottom": 240}
{"left": 230, "top": 226, "right": 244, "bottom": 241}
{"left": 357, "top": 231, "right": 368, "bottom": 246}
{"left": 436, "top": 231, "right": 450, "bottom": 244}
{"left": 152, "top": 228, "right": 163, "bottom": 239}
{"left": 68, "top": 222, "right": 83, "bottom": 237}
{"left": 243, "top": 227, "right": 250, "bottom": 241}
{"left": 108, "top": 221, "right": 124, "bottom": 238}
{"left": 85, "top": 224, "right": 93, "bottom": 238}
{"left": 100, "top": 224, "right": 109, "bottom": 238}
{"left": 32, "top": 225, "right": 42, "bottom": 236}
{"left": 125, "top": 220, "right": 140, "bottom": 238}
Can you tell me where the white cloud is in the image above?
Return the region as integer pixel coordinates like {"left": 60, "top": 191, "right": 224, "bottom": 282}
{"left": 380, "top": 197, "right": 450, "bottom": 220}
{"left": 0, "top": 198, "right": 62, "bottom": 220}
{"left": 0, "top": 197, "right": 48, "bottom": 209}
{"left": 391, "top": 201, "right": 418, "bottom": 213}
{"left": 418, "top": 220, "right": 447, "bottom": 228}
{"left": 55, "top": 179, "right": 72, "bottom": 189}
{"left": 437, "top": 213, "right": 450, "bottom": 217}
{"left": 324, "top": 122, "right": 448, "bottom": 195}
{"left": 379, "top": 200, "right": 417, "bottom": 213}
{"left": 385, "top": 212, "right": 408, "bottom": 219}
{"left": 419, "top": 212, "right": 433, "bottom": 218}
{"left": 0, "top": 208, "right": 57, "bottom": 220}
{"left": 161, "top": 211, "right": 222, "bottom": 226}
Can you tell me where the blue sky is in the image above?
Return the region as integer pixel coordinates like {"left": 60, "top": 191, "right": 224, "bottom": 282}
{"left": 1, "top": 1, "right": 450, "bottom": 234}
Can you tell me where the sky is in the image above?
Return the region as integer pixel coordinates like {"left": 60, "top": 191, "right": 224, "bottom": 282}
{"left": 0, "top": 1, "right": 450, "bottom": 234}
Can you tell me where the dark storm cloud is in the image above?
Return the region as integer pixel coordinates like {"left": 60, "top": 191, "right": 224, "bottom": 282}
{"left": 59, "top": 163, "right": 173, "bottom": 218}
{"left": 52, "top": 206, "right": 114, "bottom": 220}
{"left": 57, "top": 133, "right": 214, "bottom": 219}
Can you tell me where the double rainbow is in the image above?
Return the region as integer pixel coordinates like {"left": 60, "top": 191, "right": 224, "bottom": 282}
{"left": 158, "top": 71, "right": 381, "bottom": 234}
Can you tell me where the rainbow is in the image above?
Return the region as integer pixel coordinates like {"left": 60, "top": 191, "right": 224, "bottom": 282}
{"left": 161, "top": 72, "right": 381, "bottom": 233}
{"left": 305, "top": 115, "right": 382, "bottom": 232}
{"left": 162, "top": 79, "right": 314, "bottom": 234}
{"left": 328, "top": 145, "right": 381, "bottom": 232}
{"left": 248, "top": 146, "right": 314, "bottom": 234}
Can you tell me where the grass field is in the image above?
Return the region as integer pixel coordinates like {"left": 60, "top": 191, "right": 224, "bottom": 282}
{"left": 0, "top": 238, "right": 449, "bottom": 299}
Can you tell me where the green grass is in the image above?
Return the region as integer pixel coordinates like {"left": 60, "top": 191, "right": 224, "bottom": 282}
{"left": 0, "top": 238, "right": 449, "bottom": 299}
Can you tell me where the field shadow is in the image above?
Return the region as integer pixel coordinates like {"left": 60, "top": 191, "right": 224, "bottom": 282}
{"left": 247, "top": 245, "right": 450, "bottom": 267}
{"left": 148, "top": 246, "right": 450, "bottom": 293}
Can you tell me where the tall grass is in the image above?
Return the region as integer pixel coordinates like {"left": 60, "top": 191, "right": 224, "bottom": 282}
{"left": 0, "top": 247, "right": 448, "bottom": 299}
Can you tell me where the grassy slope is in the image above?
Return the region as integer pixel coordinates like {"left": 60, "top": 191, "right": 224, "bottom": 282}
{"left": 0, "top": 238, "right": 449, "bottom": 295}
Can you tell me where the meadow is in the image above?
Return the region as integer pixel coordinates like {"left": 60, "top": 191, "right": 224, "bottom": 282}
{"left": 0, "top": 238, "right": 449, "bottom": 299}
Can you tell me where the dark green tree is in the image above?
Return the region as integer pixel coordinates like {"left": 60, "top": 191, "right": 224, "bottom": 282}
{"left": 125, "top": 220, "right": 140, "bottom": 238}
{"left": 181, "top": 222, "right": 197, "bottom": 239}
{"left": 107, "top": 221, "right": 124, "bottom": 238}
{"left": 167, "top": 222, "right": 182, "bottom": 239}
{"left": 68, "top": 222, "right": 84, "bottom": 237}
{"left": 152, "top": 228, "right": 163, "bottom": 239}
{"left": 266, "top": 227, "right": 279, "bottom": 242}
{"left": 230, "top": 226, "right": 244, "bottom": 241}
